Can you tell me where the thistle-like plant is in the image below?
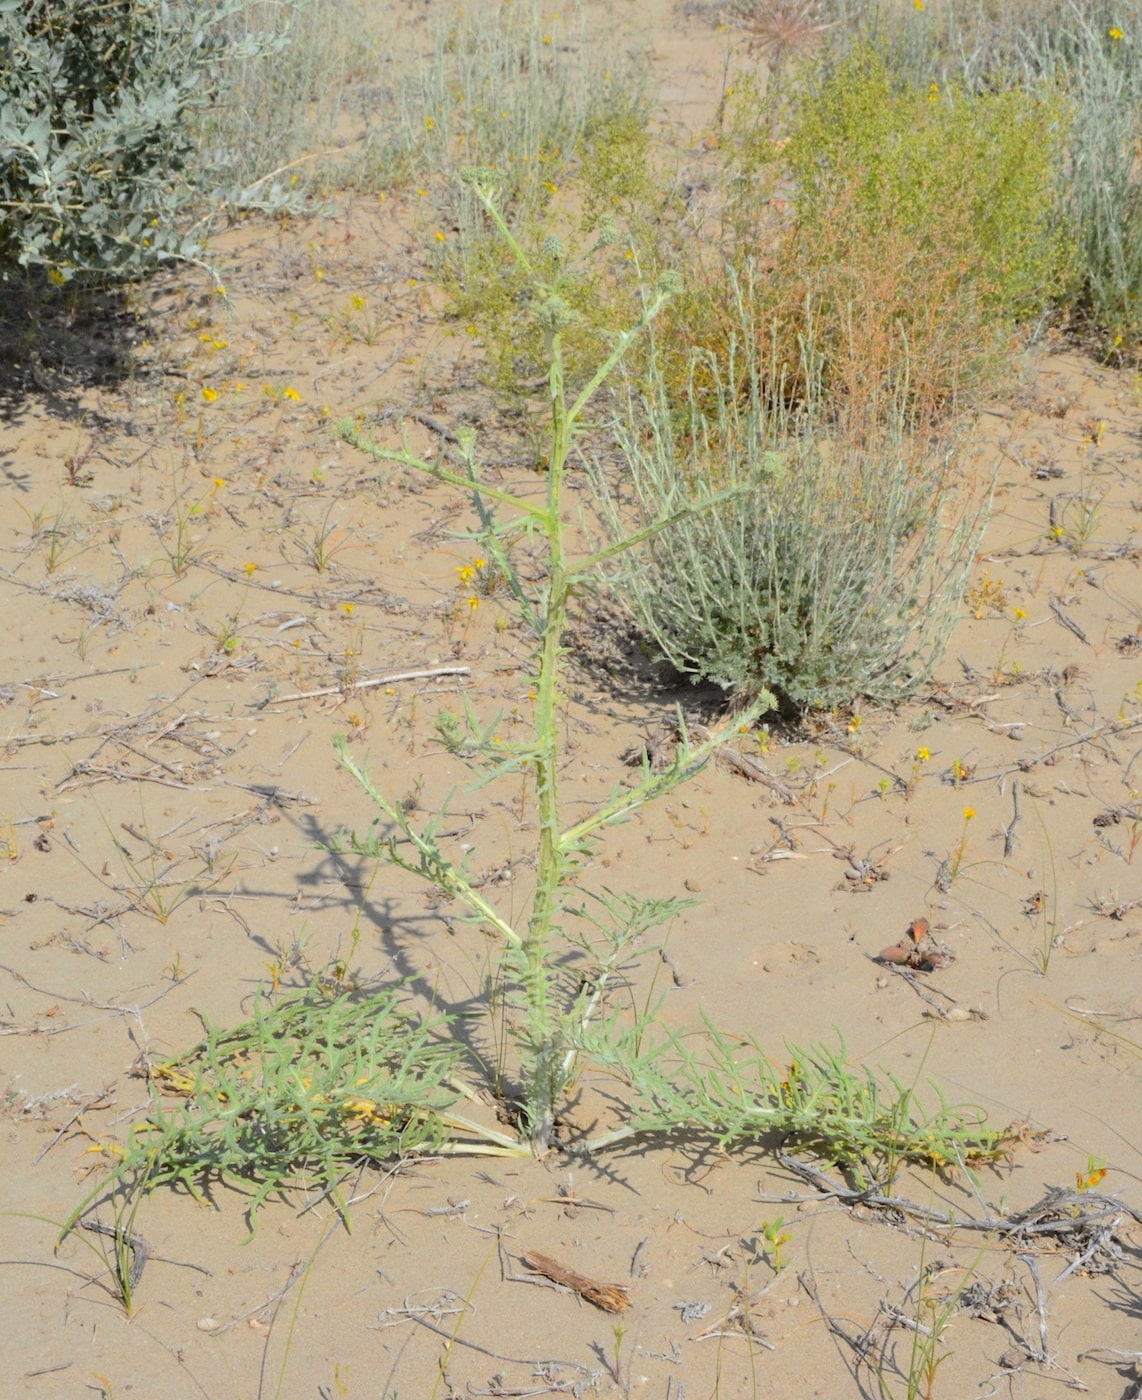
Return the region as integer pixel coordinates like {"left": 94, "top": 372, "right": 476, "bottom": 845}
{"left": 335, "top": 167, "right": 764, "bottom": 1151}
{"left": 333, "top": 172, "right": 1007, "bottom": 1175}
{"left": 68, "top": 175, "right": 1013, "bottom": 1241}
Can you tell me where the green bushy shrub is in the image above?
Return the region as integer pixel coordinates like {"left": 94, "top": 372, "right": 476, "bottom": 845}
{"left": 782, "top": 50, "right": 1072, "bottom": 318}
{"left": 817, "top": 0, "right": 1142, "bottom": 353}
{"left": 679, "top": 47, "right": 1074, "bottom": 419}
{"left": 0, "top": 0, "right": 256, "bottom": 278}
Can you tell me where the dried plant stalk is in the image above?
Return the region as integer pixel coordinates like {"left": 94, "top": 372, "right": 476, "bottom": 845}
{"left": 520, "top": 1249, "right": 630, "bottom": 1313}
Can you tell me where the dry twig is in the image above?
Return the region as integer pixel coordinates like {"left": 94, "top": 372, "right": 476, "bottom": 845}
{"left": 519, "top": 1250, "right": 630, "bottom": 1313}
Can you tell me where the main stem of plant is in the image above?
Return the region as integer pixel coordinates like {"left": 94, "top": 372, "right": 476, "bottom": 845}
{"left": 525, "top": 321, "right": 570, "bottom": 1151}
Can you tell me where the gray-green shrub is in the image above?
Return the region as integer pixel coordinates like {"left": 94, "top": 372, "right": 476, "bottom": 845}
{"left": 597, "top": 285, "right": 987, "bottom": 713}
{"left": 0, "top": 0, "right": 250, "bottom": 277}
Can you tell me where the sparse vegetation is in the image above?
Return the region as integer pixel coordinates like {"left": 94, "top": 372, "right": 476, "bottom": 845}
{"left": 4, "top": 1, "right": 1142, "bottom": 1395}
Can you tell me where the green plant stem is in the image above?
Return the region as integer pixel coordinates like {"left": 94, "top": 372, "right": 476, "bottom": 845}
{"left": 525, "top": 328, "right": 571, "bottom": 1147}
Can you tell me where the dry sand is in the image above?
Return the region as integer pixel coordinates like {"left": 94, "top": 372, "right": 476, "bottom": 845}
{"left": 1, "top": 6, "right": 1140, "bottom": 1397}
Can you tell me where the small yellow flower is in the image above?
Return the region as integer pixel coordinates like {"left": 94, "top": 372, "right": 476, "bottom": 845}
{"left": 341, "top": 603, "right": 355, "bottom": 615}
{"left": 543, "top": 33, "right": 552, "bottom": 43}
{"left": 916, "top": 746, "right": 931, "bottom": 762}
{"left": 212, "top": 338, "right": 228, "bottom": 349}
{"left": 315, "top": 267, "right": 324, "bottom": 281}
{"left": 215, "top": 285, "right": 227, "bottom": 296}
{"left": 350, "top": 293, "right": 367, "bottom": 311}
{"left": 416, "top": 188, "right": 429, "bottom": 197}
{"left": 962, "top": 806, "right": 976, "bottom": 820}
{"left": 244, "top": 561, "right": 258, "bottom": 576}
{"left": 434, "top": 230, "right": 446, "bottom": 242}
{"left": 201, "top": 386, "right": 218, "bottom": 402}
{"left": 1013, "top": 607, "right": 1028, "bottom": 621}
{"left": 457, "top": 565, "right": 476, "bottom": 583}
{"left": 283, "top": 386, "right": 301, "bottom": 401}
{"left": 467, "top": 596, "right": 479, "bottom": 611}
{"left": 408, "top": 278, "right": 419, "bottom": 288}
{"left": 474, "top": 557, "right": 487, "bottom": 569}
{"left": 913, "top": 0, "right": 925, "bottom": 9}
{"left": 47, "top": 267, "right": 66, "bottom": 286}
{"left": 425, "top": 115, "right": 436, "bottom": 130}
{"left": 543, "top": 180, "right": 559, "bottom": 193}
{"left": 1108, "top": 27, "right": 1124, "bottom": 40}
{"left": 213, "top": 477, "right": 226, "bottom": 489}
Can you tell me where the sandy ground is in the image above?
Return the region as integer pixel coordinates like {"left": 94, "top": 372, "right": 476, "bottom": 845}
{"left": 2, "top": 6, "right": 1141, "bottom": 1398}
